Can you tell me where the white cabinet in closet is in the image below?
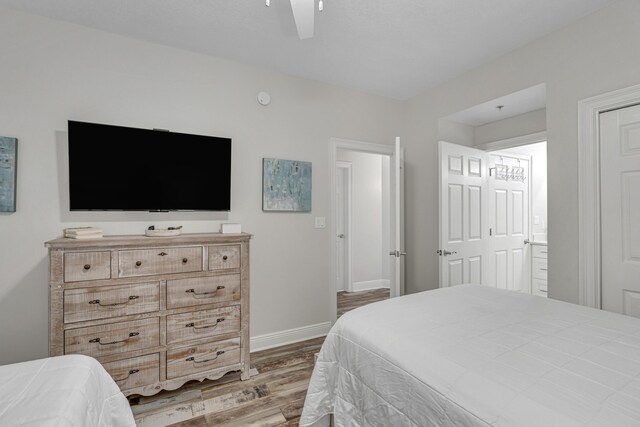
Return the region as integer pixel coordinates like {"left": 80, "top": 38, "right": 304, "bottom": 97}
{"left": 531, "top": 244, "right": 548, "bottom": 297}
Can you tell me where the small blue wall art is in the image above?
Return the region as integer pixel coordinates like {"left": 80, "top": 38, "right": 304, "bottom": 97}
{"left": 262, "top": 158, "right": 312, "bottom": 212}
{"left": 0, "top": 136, "right": 17, "bottom": 213}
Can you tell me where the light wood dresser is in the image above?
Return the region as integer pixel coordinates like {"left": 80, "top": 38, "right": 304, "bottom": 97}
{"left": 45, "top": 232, "right": 251, "bottom": 397}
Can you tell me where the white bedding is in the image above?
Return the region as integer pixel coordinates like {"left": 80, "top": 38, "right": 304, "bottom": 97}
{"left": 300, "top": 284, "right": 640, "bottom": 426}
{"left": 0, "top": 354, "right": 135, "bottom": 427}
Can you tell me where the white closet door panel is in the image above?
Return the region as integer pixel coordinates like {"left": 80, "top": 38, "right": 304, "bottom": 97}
{"left": 601, "top": 105, "right": 640, "bottom": 317}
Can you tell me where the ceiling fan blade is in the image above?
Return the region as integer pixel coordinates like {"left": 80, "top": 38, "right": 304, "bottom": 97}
{"left": 290, "top": 0, "right": 314, "bottom": 40}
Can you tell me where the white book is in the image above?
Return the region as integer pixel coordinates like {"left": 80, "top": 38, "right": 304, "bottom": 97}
{"left": 64, "top": 227, "right": 104, "bottom": 235}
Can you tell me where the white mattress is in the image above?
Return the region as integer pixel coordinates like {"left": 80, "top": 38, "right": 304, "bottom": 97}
{"left": 0, "top": 354, "right": 135, "bottom": 427}
{"left": 300, "top": 285, "right": 640, "bottom": 426}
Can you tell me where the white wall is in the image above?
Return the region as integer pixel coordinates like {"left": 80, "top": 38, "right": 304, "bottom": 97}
{"left": 474, "top": 109, "right": 547, "bottom": 145}
{"left": 0, "top": 9, "right": 406, "bottom": 364}
{"left": 405, "top": 0, "right": 640, "bottom": 302}
{"left": 336, "top": 150, "right": 390, "bottom": 291}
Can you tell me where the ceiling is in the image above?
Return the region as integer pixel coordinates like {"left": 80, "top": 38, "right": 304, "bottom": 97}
{"left": 0, "top": 0, "right": 614, "bottom": 100}
{"left": 444, "top": 83, "right": 547, "bottom": 126}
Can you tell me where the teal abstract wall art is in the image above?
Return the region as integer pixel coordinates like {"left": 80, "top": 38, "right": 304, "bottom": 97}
{"left": 263, "top": 158, "right": 312, "bottom": 212}
{"left": 0, "top": 136, "right": 17, "bottom": 212}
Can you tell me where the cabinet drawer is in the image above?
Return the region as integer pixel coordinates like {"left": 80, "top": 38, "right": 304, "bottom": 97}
{"left": 533, "top": 278, "right": 548, "bottom": 297}
{"left": 532, "top": 258, "right": 548, "bottom": 280}
{"left": 167, "top": 337, "right": 240, "bottom": 379}
{"left": 65, "top": 317, "right": 159, "bottom": 358}
{"left": 119, "top": 247, "right": 203, "bottom": 278}
{"left": 102, "top": 353, "right": 160, "bottom": 391}
{"left": 167, "top": 306, "right": 241, "bottom": 345}
{"left": 64, "top": 251, "right": 111, "bottom": 283}
{"left": 208, "top": 245, "right": 240, "bottom": 271}
{"left": 64, "top": 282, "right": 160, "bottom": 323}
{"left": 167, "top": 274, "right": 240, "bottom": 309}
{"left": 532, "top": 245, "right": 548, "bottom": 259}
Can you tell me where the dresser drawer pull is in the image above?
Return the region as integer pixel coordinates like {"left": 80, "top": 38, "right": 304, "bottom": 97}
{"left": 185, "top": 286, "right": 225, "bottom": 297}
{"left": 222, "top": 255, "right": 228, "bottom": 261}
{"left": 88, "top": 295, "right": 140, "bottom": 307}
{"left": 158, "top": 252, "right": 168, "bottom": 257}
{"left": 186, "top": 350, "right": 225, "bottom": 364}
{"left": 185, "top": 318, "right": 225, "bottom": 330}
{"left": 84, "top": 264, "right": 91, "bottom": 270}
{"left": 113, "top": 369, "right": 140, "bottom": 383}
{"left": 182, "top": 258, "right": 188, "bottom": 264}
{"left": 135, "top": 261, "right": 142, "bottom": 267}
{"left": 540, "top": 268, "right": 548, "bottom": 271}
{"left": 89, "top": 332, "right": 140, "bottom": 345}
{"left": 540, "top": 251, "right": 547, "bottom": 254}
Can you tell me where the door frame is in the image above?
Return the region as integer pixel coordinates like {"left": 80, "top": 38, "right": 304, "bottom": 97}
{"left": 335, "top": 160, "right": 353, "bottom": 293}
{"left": 578, "top": 83, "right": 640, "bottom": 309}
{"left": 329, "top": 137, "right": 395, "bottom": 324}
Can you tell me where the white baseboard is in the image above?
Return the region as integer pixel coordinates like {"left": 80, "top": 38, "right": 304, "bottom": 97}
{"left": 352, "top": 279, "right": 390, "bottom": 292}
{"left": 250, "top": 322, "right": 332, "bottom": 352}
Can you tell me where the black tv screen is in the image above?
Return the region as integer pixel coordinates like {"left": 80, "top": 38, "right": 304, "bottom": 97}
{"left": 68, "top": 121, "right": 231, "bottom": 211}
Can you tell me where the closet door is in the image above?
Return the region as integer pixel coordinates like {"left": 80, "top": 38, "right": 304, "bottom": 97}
{"left": 600, "top": 104, "right": 640, "bottom": 317}
{"left": 438, "top": 142, "right": 489, "bottom": 287}
{"left": 488, "top": 153, "right": 530, "bottom": 293}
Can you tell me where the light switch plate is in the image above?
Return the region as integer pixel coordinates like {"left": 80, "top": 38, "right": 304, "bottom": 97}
{"left": 315, "top": 217, "right": 326, "bottom": 229}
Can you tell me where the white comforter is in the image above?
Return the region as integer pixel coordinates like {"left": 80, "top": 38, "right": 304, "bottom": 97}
{"left": 0, "top": 354, "right": 135, "bottom": 427}
{"left": 300, "top": 285, "right": 640, "bottom": 426}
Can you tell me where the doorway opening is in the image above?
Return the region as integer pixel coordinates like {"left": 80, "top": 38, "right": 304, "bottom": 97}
{"left": 329, "top": 138, "right": 404, "bottom": 322}
{"left": 335, "top": 150, "right": 390, "bottom": 318}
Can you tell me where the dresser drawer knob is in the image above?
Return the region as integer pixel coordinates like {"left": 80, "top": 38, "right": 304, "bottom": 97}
{"left": 185, "top": 286, "right": 225, "bottom": 297}
{"left": 89, "top": 331, "right": 139, "bottom": 345}
{"left": 114, "top": 369, "right": 140, "bottom": 383}
{"left": 186, "top": 350, "right": 225, "bottom": 364}
{"left": 158, "top": 252, "right": 168, "bottom": 257}
{"left": 83, "top": 264, "right": 91, "bottom": 270}
{"left": 135, "top": 261, "right": 142, "bottom": 267}
{"left": 182, "top": 258, "right": 188, "bottom": 264}
{"left": 222, "top": 255, "right": 228, "bottom": 261}
{"left": 185, "top": 318, "right": 225, "bottom": 330}
{"left": 89, "top": 295, "right": 139, "bottom": 307}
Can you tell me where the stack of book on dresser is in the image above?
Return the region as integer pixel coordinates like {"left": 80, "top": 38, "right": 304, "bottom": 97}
{"left": 64, "top": 227, "right": 103, "bottom": 239}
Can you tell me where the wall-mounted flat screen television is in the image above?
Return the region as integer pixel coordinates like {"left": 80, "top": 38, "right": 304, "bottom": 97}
{"left": 68, "top": 120, "right": 231, "bottom": 211}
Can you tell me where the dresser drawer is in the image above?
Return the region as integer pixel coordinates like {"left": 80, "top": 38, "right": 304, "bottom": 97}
{"left": 167, "top": 337, "right": 240, "bottom": 379}
{"left": 65, "top": 317, "right": 159, "bottom": 358}
{"left": 532, "top": 258, "right": 548, "bottom": 280}
{"left": 102, "top": 353, "right": 160, "bottom": 391}
{"left": 118, "top": 247, "right": 203, "bottom": 278}
{"left": 166, "top": 306, "right": 241, "bottom": 345}
{"left": 532, "top": 245, "right": 548, "bottom": 259}
{"left": 64, "top": 251, "right": 111, "bottom": 283}
{"left": 208, "top": 245, "right": 241, "bottom": 271}
{"left": 167, "top": 274, "right": 240, "bottom": 309}
{"left": 64, "top": 282, "right": 160, "bottom": 323}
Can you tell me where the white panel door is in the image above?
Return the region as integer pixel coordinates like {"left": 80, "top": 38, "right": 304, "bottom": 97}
{"left": 488, "top": 153, "right": 530, "bottom": 293}
{"left": 335, "top": 162, "right": 351, "bottom": 292}
{"left": 600, "top": 105, "right": 640, "bottom": 317}
{"left": 438, "top": 142, "right": 489, "bottom": 287}
{"left": 390, "top": 137, "right": 405, "bottom": 297}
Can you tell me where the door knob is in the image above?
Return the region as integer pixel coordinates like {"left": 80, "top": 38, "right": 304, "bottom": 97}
{"left": 337, "top": 234, "right": 345, "bottom": 238}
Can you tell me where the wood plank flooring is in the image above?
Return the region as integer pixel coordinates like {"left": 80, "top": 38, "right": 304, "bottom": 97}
{"left": 130, "top": 288, "right": 388, "bottom": 426}
{"left": 337, "top": 288, "right": 390, "bottom": 318}
{"left": 130, "top": 337, "right": 324, "bottom": 427}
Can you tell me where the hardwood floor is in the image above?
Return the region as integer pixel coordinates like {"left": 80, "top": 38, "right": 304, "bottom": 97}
{"left": 337, "top": 287, "right": 390, "bottom": 318}
{"left": 130, "top": 337, "right": 325, "bottom": 427}
{"left": 129, "top": 288, "right": 388, "bottom": 426}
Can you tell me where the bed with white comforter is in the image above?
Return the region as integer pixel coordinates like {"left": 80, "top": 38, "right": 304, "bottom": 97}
{"left": 0, "top": 354, "right": 135, "bottom": 426}
{"left": 300, "top": 284, "right": 640, "bottom": 426}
